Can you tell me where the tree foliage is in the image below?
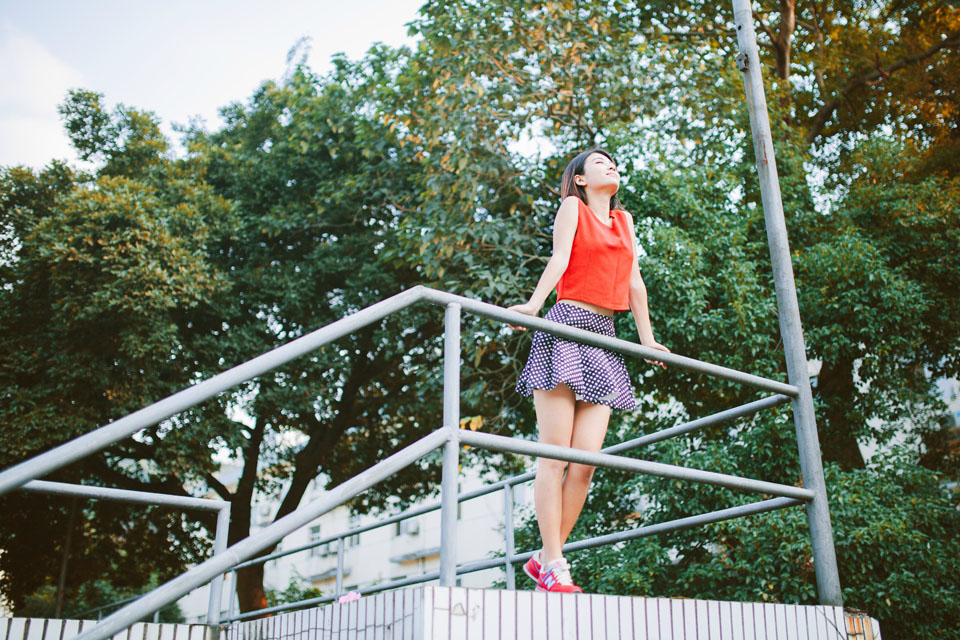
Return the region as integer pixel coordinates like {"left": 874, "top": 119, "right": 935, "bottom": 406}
{"left": 0, "top": 1, "right": 957, "bottom": 636}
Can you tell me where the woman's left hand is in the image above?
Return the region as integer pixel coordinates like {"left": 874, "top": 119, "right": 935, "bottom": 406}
{"left": 506, "top": 302, "right": 539, "bottom": 330}
{"left": 643, "top": 341, "right": 671, "bottom": 369}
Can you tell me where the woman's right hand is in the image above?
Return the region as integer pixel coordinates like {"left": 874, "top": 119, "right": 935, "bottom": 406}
{"left": 506, "top": 301, "right": 539, "bottom": 330}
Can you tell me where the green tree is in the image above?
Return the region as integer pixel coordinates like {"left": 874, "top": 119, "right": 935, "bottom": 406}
{"left": 397, "top": 2, "right": 959, "bottom": 638}
{"left": 2, "top": 2, "right": 957, "bottom": 635}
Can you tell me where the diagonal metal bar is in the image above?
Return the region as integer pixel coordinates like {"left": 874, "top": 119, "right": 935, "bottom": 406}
{"left": 0, "top": 286, "right": 428, "bottom": 497}
{"left": 73, "top": 429, "right": 449, "bottom": 640}
{"left": 605, "top": 393, "right": 792, "bottom": 454}
{"left": 457, "top": 430, "right": 814, "bottom": 501}
{"left": 733, "top": 0, "right": 842, "bottom": 606}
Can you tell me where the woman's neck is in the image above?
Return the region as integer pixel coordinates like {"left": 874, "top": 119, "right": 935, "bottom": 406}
{"left": 584, "top": 190, "right": 611, "bottom": 219}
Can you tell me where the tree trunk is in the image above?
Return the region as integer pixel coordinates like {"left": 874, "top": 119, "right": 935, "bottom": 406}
{"left": 230, "top": 417, "right": 268, "bottom": 613}
{"left": 273, "top": 338, "right": 377, "bottom": 524}
{"left": 236, "top": 564, "right": 269, "bottom": 614}
{"left": 774, "top": 0, "right": 795, "bottom": 81}
{"left": 228, "top": 341, "right": 377, "bottom": 613}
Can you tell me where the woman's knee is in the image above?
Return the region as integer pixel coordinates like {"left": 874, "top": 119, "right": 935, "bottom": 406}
{"left": 537, "top": 457, "right": 568, "bottom": 479}
{"left": 566, "top": 463, "right": 596, "bottom": 485}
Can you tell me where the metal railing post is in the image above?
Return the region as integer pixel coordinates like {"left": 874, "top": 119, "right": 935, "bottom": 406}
{"left": 206, "top": 503, "right": 231, "bottom": 627}
{"left": 732, "top": 0, "right": 843, "bottom": 606}
{"left": 335, "top": 536, "right": 345, "bottom": 596}
{"left": 502, "top": 484, "right": 516, "bottom": 590}
{"left": 225, "top": 569, "right": 238, "bottom": 625}
{"left": 439, "top": 302, "right": 461, "bottom": 587}
{"left": 73, "top": 430, "right": 448, "bottom": 640}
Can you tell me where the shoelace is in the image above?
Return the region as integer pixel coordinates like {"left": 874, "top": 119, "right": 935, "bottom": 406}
{"left": 544, "top": 558, "right": 574, "bottom": 586}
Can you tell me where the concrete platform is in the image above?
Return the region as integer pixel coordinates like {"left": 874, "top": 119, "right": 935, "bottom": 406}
{"left": 0, "top": 616, "right": 208, "bottom": 640}
{"left": 221, "top": 586, "right": 881, "bottom": 640}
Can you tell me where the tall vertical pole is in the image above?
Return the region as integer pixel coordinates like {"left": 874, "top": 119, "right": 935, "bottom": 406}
{"left": 206, "top": 503, "right": 231, "bottom": 628}
{"left": 502, "top": 484, "right": 516, "bottom": 590}
{"left": 439, "top": 303, "right": 462, "bottom": 586}
{"left": 731, "top": 0, "right": 843, "bottom": 606}
{"left": 224, "top": 570, "right": 238, "bottom": 623}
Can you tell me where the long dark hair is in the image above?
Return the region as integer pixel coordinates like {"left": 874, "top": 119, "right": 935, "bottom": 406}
{"left": 560, "top": 148, "right": 621, "bottom": 210}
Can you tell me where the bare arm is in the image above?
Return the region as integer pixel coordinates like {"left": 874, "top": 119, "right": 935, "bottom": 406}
{"left": 507, "top": 196, "right": 579, "bottom": 324}
{"left": 624, "top": 211, "right": 670, "bottom": 365}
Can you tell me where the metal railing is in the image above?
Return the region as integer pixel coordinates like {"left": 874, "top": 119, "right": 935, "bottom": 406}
{"left": 0, "top": 5, "right": 844, "bottom": 636}
{"left": 0, "top": 286, "right": 840, "bottom": 640}
{"left": 18, "top": 480, "right": 230, "bottom": 626}
{"left": 218, "top": 393, "right": 794, "bottom": 623}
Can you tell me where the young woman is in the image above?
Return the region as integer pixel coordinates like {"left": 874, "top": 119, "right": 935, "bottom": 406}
{"left": 508, "top": 149, "right": 670, "bottom": 593}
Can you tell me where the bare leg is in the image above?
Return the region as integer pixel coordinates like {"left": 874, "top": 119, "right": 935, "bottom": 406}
{"left": 558, "top": 400, "right": 611, "bottom": 545}
{"left": 532, "top": 384, "right": 576, "bottom": 564}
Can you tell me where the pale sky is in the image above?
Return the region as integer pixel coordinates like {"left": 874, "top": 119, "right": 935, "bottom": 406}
{"left": 0, "top": 0, "right": 426, "bottom": 168}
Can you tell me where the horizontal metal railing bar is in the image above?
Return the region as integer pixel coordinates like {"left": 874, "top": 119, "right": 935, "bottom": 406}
{"left": 0, "top": 287, "right": 428, "bottom": 497}
{"left": 605, "top": 394, "right": 792, "bottom": 454}
{"left": 441, "top": 498, "right": 804, "bottom": 575}
{"left": 458, "top": 430, "right": 814, "bottom": 501}
{"left": 559, "top": 496, "right": 804, "bottom": 555}
{"left": 21, "top": 480, "right": 230, "bottom": 511}
{"left": 229, "top": 393, "right": 792, "bottom": 571}
{"left": 74, "top": 429, "right": 450, "bottom": 640}
{"left": 419, "top": 288, "right": 799, "bottom": 397}
{"left": 460, "top": 497, "right": 805, "bottom": 572}
{"left": 222, "top": 496, "right": 803, "bottom": 624}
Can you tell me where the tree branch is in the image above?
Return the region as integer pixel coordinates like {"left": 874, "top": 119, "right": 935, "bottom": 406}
{"left": 805, "top": 30, "right": 960, "bottom": 143}
{"left": 271, "top": 332, "right": 381, "bottom": 523}
{"left": 204, "top": 472, "right": 233, "bottom": 501}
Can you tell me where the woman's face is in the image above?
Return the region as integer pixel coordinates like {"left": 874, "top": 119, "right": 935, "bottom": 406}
{"left": 575, "top": 152, "right": 620, "bottom": 193}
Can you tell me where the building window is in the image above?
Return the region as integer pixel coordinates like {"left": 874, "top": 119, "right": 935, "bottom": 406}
{"left": 395, "top": 519, "right": 420, "bottom": 536}
{"left": 309, "top": 525, "right": 323, "bottom": 558}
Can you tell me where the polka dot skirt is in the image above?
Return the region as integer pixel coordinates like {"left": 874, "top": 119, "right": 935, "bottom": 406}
{"left": 515, "top": 302, "right": 637, "bottom": 410}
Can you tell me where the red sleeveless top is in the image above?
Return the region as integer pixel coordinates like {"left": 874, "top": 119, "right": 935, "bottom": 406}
{"left": 555, "top": 199, "right": 635, "bottom": 311}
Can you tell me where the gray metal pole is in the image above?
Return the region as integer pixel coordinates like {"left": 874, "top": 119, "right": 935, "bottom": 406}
{"left": 224, "top": 570, "right": 238, "bottom": 625}
{"left": 0, "top": 287, "right": 428, "bottom": 497}
{"left": 335, "top": 537, "right": 344, "bottom": 596}
{"left": 228, "top": 394, "right": 788, "bottom": 574}
{"left": 502, "top": 484, "right": 516, "bottom": 590}
{"left": 458, "top": 430, "right": 814, "bottom": 501}
{"left": 73, "top": 429, "right": 448, "bottom": 640}
{"left": 21, "top": 480, "right": 227, "bottom": 511}
{"left": 732, "top": 0, "right": 843, "bottom": 606}
{"left": 439, "top": 303, "right": 461, "bottom": 587}
{"left": 206, "top": 504, "right": 231, "bottom": 627}
{"left": 419, "top": 289, "right": 798, "bottom": 397}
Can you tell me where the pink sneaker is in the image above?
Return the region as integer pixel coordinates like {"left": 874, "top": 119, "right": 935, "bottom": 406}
{"left": 522, "top": 550, "right": 542, "bottom": 582}
{"left": 536, "top": 557, "right": 583, "bottom": 594}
